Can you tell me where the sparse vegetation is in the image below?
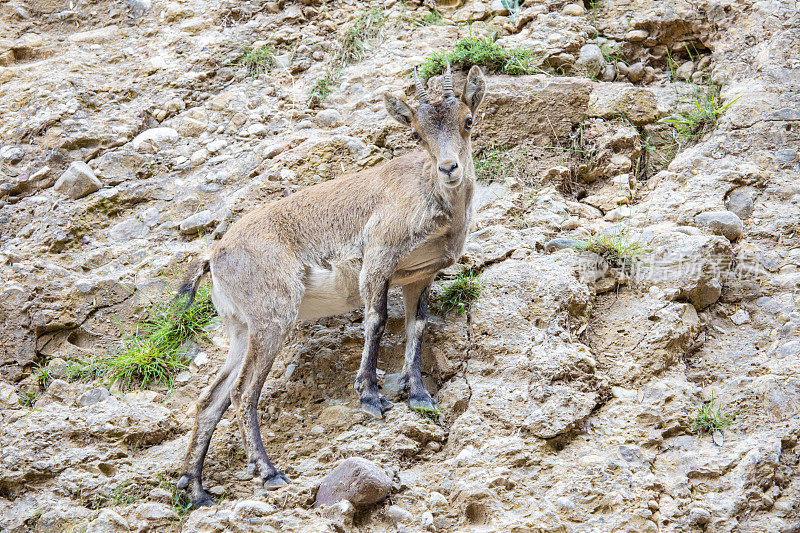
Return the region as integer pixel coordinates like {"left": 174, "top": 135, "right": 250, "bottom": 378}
{"left": 309, "top": 8, "right": 385, "bottom": 106}
{"left": 20, "top": 390, "right": 40, "bottom": 408}
{"left": 500, "top": 0, "right": 522, "bottom": 21}
{"left": 340, "top": 8, "right": 386, "bottom": 65}
{"left": 308, "top": 69, "right": 340, "bottom": 106}
{"left": 418, "top": 9, "right": 443, "bottom": 26}
{"left": 238, "top": 44, "right": 277, "bottom": 76}
{"left": 659, "top": 86, "right": 740, "bottom": 144}
{"left": 576, "top": 231, "right": 649, "bottom": 268}
{"left": 692, "top": 395, "right": 739, "bottom": 433}
{"left": 158, "top": 475, "right": 194, "bottom": 516}
{"left": 32, "top": 361, "right": 51, "bottom": 389}
{"left": 65, "top": 285, "right": 217, "bottom": 390}
{"left": 436, "top": 271, "right": 483, "bottom": 315}
{"left": 418, "top": 36, "right": 543, "bottom": 80}
{"left": 474, "top": 145, "right": 520, "bottom": 183}
{"left": 412, "top": 405, "right": 441, "bottom": 421}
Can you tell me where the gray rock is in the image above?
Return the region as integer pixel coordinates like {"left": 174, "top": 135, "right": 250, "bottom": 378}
{"left": 626, "top": 61, "right": 644, "bottom": 83}
{"left": 0, "top": 381, "right": 20, "bottom": 408}
{"left": 386, "top": 504, "right": 414, "bottom": 524}
{"left": 76, "top": 387, "right": 110, "bottom": 407}
{"left": 54, "top": 161, "right": 102, "bottom": 199}
{"left": 545, "top": 238, "right": 585, "bottom": 253}
{"left": 694, "top": 210, "right": 743, "bottom": 241}
{"left": 676, "top": 61, "right": 695, "bottom": 81}
{"left": 86, "top": 509, "right": 130, "bottom": 533}
{"left": 179, "top": 209, "right": 219, "bottom": 235}
{"left": 383, "top": 373, "right": 405, "bottom": 399}
{"left": 689, "top": 506, "right": 711, "bottom": 526}
{"left": 109, "top": 218, "right": 149, "bottom": 242}
{"left": 576, "top": 44, "right": 605, "bottom": 74}
{"left": 625, "top": 29, "right": 648, "bottom": 42}
{"left": 0, "top": 145, "right": 25, "bottom": 163}
{"left": 600, "top": 63, "right": 616, "bottom": 81}
{"left": 730, "top": 309, "right": 750, "bottom": 325}
{"left": 725, "top": 188, "right": 754, "bottom": 219}
{"left": 131, "top": 128, "right": 180, "bottom": 150}
{"left": 314, "top": 457, "right": 391, "bottom": 508}
{"left": 315, "top": 109, "right": 342, "bottom": 127}
{"left": 133, "top": 502, "right": 178, "bottom": 523}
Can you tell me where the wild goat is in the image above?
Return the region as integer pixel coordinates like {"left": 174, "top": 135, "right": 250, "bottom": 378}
{"left": 176, "top": 64, "right": 486, "bottom": 507}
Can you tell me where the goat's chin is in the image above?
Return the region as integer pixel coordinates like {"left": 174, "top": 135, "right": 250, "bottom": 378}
{"left": 441, "top": 176, "right": 463, "bottom": 188}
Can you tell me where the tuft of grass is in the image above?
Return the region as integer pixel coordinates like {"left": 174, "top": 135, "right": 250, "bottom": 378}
{"left": 309, "top": 8, "right": 384, "bottom": 107}
{"left": 692, "top": 395, "right": 740, "bottom": 433}
{"left": 412, "top": 405, "right": 441, "bottom": 421}
{"left": 436, "top": 272, "right": 483, "bottom": 315}
{"left": 583, "top": 231, "right": 648, "bottom": 267}
{"left": 20, "top": 390, "right": 40, "bottom": 408}
{"left": 500, "top": 0, "right": 522, "bottom": 21}
{"left": 308, "top": 68, "right": 340, "bottom": 106}
{"left": 158, "top": 475, "right": 194, "bottom": 516}
{"left": 417, "top": 9, "right": 443, "bottom": 26}
{"left": 32, "top": 361, "right": 51, "bottom": 389}
{"left": 340, "top": 8, "right": 385, "bottom": 65}
{"left": 660, "top": 86, "right": 740, "bottom": 144}
{"left": 418, "top": 36, "right": 542, "bottom": 80}
{"left": 66, "top": 285, "right": 217, "bottom": 390}
{"left": 238, "top": 45, "right": 277, "bottom": 76}
{"left": 474, "top": 145, "right": 524, "bottom": 183}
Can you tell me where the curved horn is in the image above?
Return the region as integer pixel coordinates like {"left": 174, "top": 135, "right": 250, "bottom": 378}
{"left": 413, "top": 68, "right": 430, "bottom": 104}
{"left": 442, "top": 60, "right": 455, "bottom": 98}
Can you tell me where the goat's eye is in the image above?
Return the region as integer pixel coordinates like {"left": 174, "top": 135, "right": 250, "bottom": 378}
{"left": 412, "top": 131, "right": 421, "bottom": 141}
{"left": 465, "top": 117, "right": 473, "bottom": 130}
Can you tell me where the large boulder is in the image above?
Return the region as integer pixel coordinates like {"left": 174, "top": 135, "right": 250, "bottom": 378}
{"left": 314, "top": 458, "right": 391, "bottom": 508}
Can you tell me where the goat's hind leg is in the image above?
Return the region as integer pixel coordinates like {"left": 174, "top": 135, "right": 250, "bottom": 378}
{"left": 232, "top": 298, "right": 299, "bottom": 490}
{"left": 178, "top": 318, "right": 247, "bottom": 507}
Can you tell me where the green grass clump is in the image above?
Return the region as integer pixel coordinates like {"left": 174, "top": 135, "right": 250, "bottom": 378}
{"left": 32, "top": 361, "right": 51, "bottom": 389}
{"left": 308, "top": 69, "right": 340, "bottom": 106}
{"left": 418, "top": 36, "right": 542, "bottom": 80}
{"left": 158, "top": 475, "right": 194, "bottom": 516}
{"left": 437, "top": 272, "right": 483, "bottom": 315}
{"left": 238, "top": 45, "right": 277, "bottom": 76}
{"left": 20, "top": 390, "right": 40, "bottom": 408}
{"left": 692, "top": 396, "right": 739, "bottom": 433}
{"left": 412, "top": 405, "right": 441, "bottom": 421}
{"left": 581, "top": 231, "right": 648, "bottom": 267}
{"left": 660, "top": 86, "right": 740, "bottom": 144}
{"left": 419, "top": 9, "right": 443, "bottom": 25}
{"left": 340, "top": 8, "right": 385, "bottom": 65}
{"left": 474, "top": 145, "right": 522, "bottom": 183}
{"left": 66, "top": 286, "right": 217, "bottom": 390}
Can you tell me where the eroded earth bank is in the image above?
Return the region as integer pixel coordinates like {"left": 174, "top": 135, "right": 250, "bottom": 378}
{"left": 1, "top": 0, "right": 799, "bottom": 531}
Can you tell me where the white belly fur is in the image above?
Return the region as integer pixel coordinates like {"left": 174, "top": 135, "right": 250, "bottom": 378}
{"left": 298, "top": 265, "right": 361, "bottom": 321}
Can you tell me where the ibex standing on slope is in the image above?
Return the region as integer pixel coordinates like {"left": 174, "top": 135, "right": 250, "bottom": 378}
{"left": 176, "top": 64, "right": 486, "bottom": 507}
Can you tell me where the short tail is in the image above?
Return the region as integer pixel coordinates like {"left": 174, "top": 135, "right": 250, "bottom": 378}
{"left": 176, "top": 255, "right": 211, "bottom": 308}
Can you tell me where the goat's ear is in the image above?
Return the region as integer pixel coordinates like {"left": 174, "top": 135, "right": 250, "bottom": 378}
{"left": 462, "top": 66, "right": 486, "bottom": 114}
{"left": 384, "top": 93, "right": 415, "bottom": 126}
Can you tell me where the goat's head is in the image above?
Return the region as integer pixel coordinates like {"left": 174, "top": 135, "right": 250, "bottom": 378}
{"left": 384, "top": 63, "right": 486, "bottom": 188}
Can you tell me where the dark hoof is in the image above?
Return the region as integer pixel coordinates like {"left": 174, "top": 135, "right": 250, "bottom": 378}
{"left": 192, "top": 494, "right": 214, "bottom": 509}
{"left": 262, "top": 471, "right": 290, "bottom": 490}
{"left": 361, "top": 393, "right": 393, "bottom": 418}
{"left": 409, "top": 393, "right": 435, "bottom": 411}
{"left": 361, "top": 398, "right": 385, "bottom": 418}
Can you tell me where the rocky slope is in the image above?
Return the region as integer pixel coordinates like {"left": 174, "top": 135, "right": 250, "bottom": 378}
{"left": 1, "top": 0, "right": 799, "bottom": 531}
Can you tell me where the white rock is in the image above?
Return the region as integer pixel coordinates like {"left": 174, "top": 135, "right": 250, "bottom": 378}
{"left": 131, "top": 128, "right": 180, "bottom": 150}
{"left": 730, "top": 309, "right": 750, "bottom": 325}
{"left": 54, "top": 161, "right": 102, "bottom": 199}
{"left": 206, "top": 139, "right": 228, "bottom": 153}
{"left": 109, "top": 218, "right": 149, "bottom": 242}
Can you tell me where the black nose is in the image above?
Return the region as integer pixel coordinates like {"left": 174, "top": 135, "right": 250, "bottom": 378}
{"left": 439, "top": 162, "right": 458, "bottom": 176}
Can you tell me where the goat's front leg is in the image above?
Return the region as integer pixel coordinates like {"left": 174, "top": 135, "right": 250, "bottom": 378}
{"left": 355, "top": 262, "right": 393, "bottom": 418}
{"left": 401, "top": 279, "right": 435, "bottom": 410}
